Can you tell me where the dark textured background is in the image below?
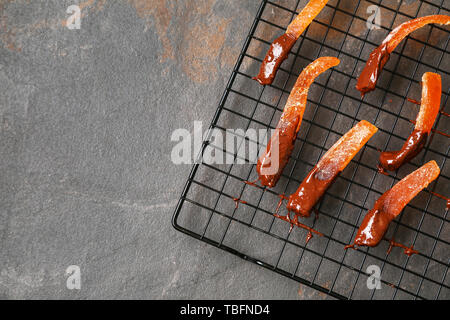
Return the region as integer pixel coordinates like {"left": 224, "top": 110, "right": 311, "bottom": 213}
{"left": 0, "top": 0, "right": 328, "bottom": 299}
{"left": 1, "top": 0, "right": 448, "bottom": 300}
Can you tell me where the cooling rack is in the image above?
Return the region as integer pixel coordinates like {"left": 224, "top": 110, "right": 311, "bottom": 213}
{"left": 172, "top": 0, "right": 450, "bottom": 300}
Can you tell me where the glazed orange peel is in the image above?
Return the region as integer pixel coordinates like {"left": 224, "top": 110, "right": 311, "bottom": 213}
{"left": 257, "top": 57, "right": 340, "bottom": 188}
{"left": 356, "top": 15, "right": 450, "bottom": 95}
{"left": 286, "top": 0, "right": 329, "bottom": 38}
{"left": 415, "top": 72, "right": 442, "bottom": 133}
{"left": 379, "top": 72, "right": 441, "bottom": 171}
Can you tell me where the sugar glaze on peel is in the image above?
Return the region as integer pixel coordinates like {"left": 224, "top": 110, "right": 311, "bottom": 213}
{"left": 287, "top": 120, "right": 378, "bottom": 217}
{"left": 253, "top": 0, "right": 329, "bottom": 85}
{"left": 356, "top": 15, "right": 450, "bottom": 95}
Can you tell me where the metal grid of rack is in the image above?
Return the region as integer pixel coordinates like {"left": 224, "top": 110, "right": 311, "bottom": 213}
{"left": 172, "top": 0, "right": 449, "bottom": 299}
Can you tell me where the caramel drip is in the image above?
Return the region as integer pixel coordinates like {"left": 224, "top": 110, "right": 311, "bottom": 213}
{"left": 274, "top": 213, "right": 323, "bottom": 237}
{"left": 407, "top": 98, "right": 421, "bottom": 105}
{"left": 232, "top": 197, "right": 248, "bottom": 209}
{"left": 409, "top": 120, "right": 449, "bottom": 138}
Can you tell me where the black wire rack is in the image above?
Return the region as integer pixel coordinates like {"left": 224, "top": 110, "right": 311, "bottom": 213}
{"left": 172, "top": 0, "right": 450, "bottom": 300}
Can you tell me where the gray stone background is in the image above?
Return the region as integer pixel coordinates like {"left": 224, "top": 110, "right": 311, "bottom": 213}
{"left": 0, "top": 0, "right": 327, "bottom": 299}
{"left": 0, "top": 0, "right": 448, "bottom": 300}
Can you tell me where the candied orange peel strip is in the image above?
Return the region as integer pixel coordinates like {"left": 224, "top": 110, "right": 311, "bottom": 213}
{"left": 253, "top": 0, "right": 329, "bottom": 85}
{"left": 356, "top": 15, "right": 450, "bottom": 95}
{"left": 285, "top": 0, "right": 329, "bottom": 39}
{"left": 287, "top": 120, "right": 378, "bottom": 217}
{"left": 347, "top": 161, "right": 440, "bottom": 248}
{"left": 256, "top": 57, "right": 340, "bottom": 188}
{"left": 379, "top": 72, "right": 441, "bottom": 171}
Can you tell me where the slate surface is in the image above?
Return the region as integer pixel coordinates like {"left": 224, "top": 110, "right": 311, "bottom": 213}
{"left": 0, "top": 0, "right": 448, "bottom": 300}
{"left": 0, "top": 0, "right": 328, "bottom": 299}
